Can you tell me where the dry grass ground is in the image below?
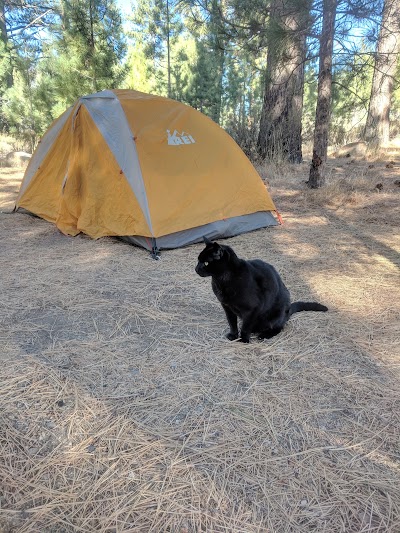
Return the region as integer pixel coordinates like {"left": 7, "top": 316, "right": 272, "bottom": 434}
{"left": 0, "top": 154, "right": 399, "bottom": 532}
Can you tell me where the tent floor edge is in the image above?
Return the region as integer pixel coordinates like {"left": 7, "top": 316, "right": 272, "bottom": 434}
{"left": 118, "top": 211, "right": 278, "bottom": 253}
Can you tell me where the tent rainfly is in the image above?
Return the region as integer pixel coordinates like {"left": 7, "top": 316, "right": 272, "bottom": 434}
{"left": 15, "top": 89, "right": 278, "bottom": 253}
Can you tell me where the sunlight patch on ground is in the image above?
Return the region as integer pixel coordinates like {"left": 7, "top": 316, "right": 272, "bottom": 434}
{"left": 282, "top": 215, "right": 330, "bottom": 226}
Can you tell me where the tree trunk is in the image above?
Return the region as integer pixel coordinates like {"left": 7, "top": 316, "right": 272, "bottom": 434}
{"left": 213, "top": 49, "right": 225, "bottom": 124}
{"left": 166, "top": 0, "right": 171, "bottom": 98}
{"left": 0, "top": 0, "right": 6, "bottom": 47}
{"left": 89, "top": 0, "right": 98, "bottom": 92}
{"left": 0, "top": 0, "right": 13, "bottom": 89}
{"left": 364, "top": 0, "right": 400, "bottom": 147}
{"left": 257, "top": 0, "right": 309, "bottom": 163}
{"left": 209, "top": 0, "right": 225, "bottom": 124}
{"left": 308, "top": 0, "right": 337, "bottom": 188}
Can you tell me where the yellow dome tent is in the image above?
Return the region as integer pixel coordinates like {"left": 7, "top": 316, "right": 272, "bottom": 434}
{"left": 15, "top": 89, "right": 278, "bottom": 252}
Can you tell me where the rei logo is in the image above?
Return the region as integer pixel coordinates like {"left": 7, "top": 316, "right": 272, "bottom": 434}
{"left": 167, "top": 130, "right": 196, "bottom": 145}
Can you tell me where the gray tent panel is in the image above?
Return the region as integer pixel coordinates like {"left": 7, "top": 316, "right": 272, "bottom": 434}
{"left": 120, "top": 211, "right": 278, "bottom": 251}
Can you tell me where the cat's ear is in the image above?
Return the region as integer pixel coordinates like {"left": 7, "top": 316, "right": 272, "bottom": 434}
{"left": 212, "top": 242, "right": 223, "bottom": 259}
{"left": 203, "top": 236, "right": 212, "bottom": 245}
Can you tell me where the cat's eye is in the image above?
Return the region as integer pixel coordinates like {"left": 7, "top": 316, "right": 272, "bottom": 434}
{"left": 204, "top": 261, "right": 209, "bottom": 266}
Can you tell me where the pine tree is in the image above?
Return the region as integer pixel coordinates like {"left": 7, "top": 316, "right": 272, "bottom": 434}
{"left": 2, "top": 56, "right": 54, "bottom": 151}
{"left": 364, "top": 0, "right": 400, "bottom": 147}
{"left": 222, "top": 48, "right": 264, "bottom": 154}
{"left": 308, "top": 0, "right": 338, "bottom": 188}
{"left": 1, "top": 0, "right": 126, "bottom": 147}
{"left": 0, "top": 0, "right": 58, "bottom": 130}
{"left": 0, "top": 0, "right": 12, "bottom": 89}
{"left": 124, "top": 43, "right": 155, "bottom": 93}
{"left": 44, "top": 0, "right": 127, "bottom": 104}
{"left": 131, "top": 0, "right": 182, "bottom": 97}
{"left": 206, "top": 0, "right": 226, "bottom": 123}
{"left": 257, "top": 0, "right": 311, "bottom": 163}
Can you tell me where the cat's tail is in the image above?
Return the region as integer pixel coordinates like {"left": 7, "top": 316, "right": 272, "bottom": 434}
{"left": 289, "top": 301, "right": 328, "bottom": 316}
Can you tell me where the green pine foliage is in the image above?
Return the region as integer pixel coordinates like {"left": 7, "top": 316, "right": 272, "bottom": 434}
{"left": 2, "top": 62, "right": 50, "bottom": 152}
{"left": 129, "top": 0, "right": 183, "bottom": 96}
{"left": 1, "top": 0, "right": 127, "bottom": 147}
{"left": 330, "top": 53, "right": 374, "bottom": 145}
{"left": 45, "top": 0, "right": 127, "bottom": 103}
{"left": 0, "top": 0, "right": 398, "bottom": 154}
{"left": 0, "top": 39, "right": 12, "bottom": 95}
{"left": 124, "top": 44, "right": 155, "bottom": 93}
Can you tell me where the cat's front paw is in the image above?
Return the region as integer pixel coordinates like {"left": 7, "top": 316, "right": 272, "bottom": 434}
{"left": 226, "top": 332, "right": 239, "bottom": 341}
{"left": 239, "top": 336, "right": 250, "bottom": 343}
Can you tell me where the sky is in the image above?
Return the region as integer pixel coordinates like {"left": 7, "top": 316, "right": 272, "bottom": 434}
{"left": 117, "top": 0, "right": 134, "bottom": 17}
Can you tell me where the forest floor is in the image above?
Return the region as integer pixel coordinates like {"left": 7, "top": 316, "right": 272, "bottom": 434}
{"left": 0, "top": 150, "right": 399, "bottom": 532}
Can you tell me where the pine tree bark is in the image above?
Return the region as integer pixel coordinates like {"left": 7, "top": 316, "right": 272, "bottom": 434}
{"left": 88, "top": 0, "right": 98, "bottom": 92}
{"left": 166, "top": 0, "right": 171, "bottom": 98}
{"left": 0, "top": 0, "right": 13, "bottom": 89}
{"left": 257, "top": 0, "right": 309, "bottom": 163}
{"left": 364, "top": 0, "right": 400, "bottom": 147}
{"left": 308, "top": 0, "right": 337, "bottom": 188}
{"left": 209, "top": 0, "right": 225, "bottom": 124}
{"left": 0, "top": 0, "right": 6, "bottom": 46}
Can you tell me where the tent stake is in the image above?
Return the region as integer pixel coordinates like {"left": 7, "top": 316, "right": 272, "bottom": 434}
{"left": 151, "top": 240, "right": 160, "bottom": 260}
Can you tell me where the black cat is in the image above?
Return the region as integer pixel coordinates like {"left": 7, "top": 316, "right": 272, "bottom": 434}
{"left": 195, "top": 238, "right": 328, "bottom": 343}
